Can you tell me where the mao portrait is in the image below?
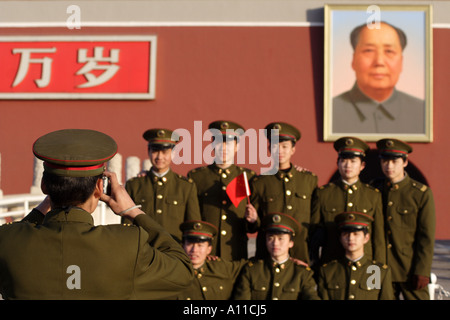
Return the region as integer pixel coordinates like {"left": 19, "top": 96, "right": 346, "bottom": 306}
{"left": 323, "top": 5, "right": 433, "bottom": 142}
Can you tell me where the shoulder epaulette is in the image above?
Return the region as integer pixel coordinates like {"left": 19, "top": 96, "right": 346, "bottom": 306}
{"left": 300, "top": 169, "right": 316, "bottom": 177}
{"left": 364, "top": 183, "right": 380, "bottom": 192}
{"left": 412, "top": 181, "right": 428, "bottom": 192}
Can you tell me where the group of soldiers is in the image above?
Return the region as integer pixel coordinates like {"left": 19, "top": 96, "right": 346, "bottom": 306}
{"left": 124, "top": 120, "right": 436, "bottom": 300}
{"left": 0, "top": 121, "right": 435, "bottom": 300}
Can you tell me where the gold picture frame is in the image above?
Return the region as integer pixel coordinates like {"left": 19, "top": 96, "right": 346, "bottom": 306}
{"left": 323, "top": 4, "right": 433, "bottom": 142}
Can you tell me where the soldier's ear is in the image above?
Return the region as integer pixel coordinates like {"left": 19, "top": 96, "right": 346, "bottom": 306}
{"left": 40, "top": 180, "right": 48, "bottom": 195}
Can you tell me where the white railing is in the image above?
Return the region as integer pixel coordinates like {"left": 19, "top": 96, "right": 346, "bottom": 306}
{"left": 0, "top": 194, "right": 117, "bottom": 225}
{"left": 0, "top": 194, "right": 46, "bottom": 220}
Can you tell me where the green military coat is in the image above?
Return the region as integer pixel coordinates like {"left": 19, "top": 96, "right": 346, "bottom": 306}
{"left": 317, "top": 255, "right": 394, "bottom": 300}
{"left": 187, "top": 164, "right": 256, "bottom": 260}
{"left": 176, "top": 258, "right": 247, "bottom": 300}
{"left": 371, "top": 174, "right": 435, "bottom": 283}
{"left": 125, "top": 169, "right": 201, "bottom": 243}
{"left": 249, "top": 165, "right": 318, "bottom": 263}
{"left": 0, "top": 208, "right": 194, "bottom": 300}
{"left": 311, "top": 179, "right": 386, "bottom": 264}
{"left": 233, "top": 258, "right": 320, "bottom": 300}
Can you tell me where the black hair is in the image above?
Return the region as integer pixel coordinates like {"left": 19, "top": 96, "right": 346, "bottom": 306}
{"left": 42, "top": 172, "right": 102, "bottom": 208}
{"left": 350, "top": 21, "right": 407, "bottom": 51}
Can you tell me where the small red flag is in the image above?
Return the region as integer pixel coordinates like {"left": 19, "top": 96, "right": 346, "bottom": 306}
{"left": 226, "top": 172, "right": 251, "bottom": 208}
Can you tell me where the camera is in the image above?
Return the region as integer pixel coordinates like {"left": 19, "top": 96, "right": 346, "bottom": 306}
{"left": 102, "top": 176, "right": 111, "bottom": 195}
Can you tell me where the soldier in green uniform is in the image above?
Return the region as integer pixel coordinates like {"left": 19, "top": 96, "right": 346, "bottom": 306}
{"left": 317, "top": 212, "right": 393, "bottom": 300}
{"left": 310, "top": 137, "right": 385, "bottom": 265}
{"left": 0, "top": 129, "right": 193, "bottom": 299}
{"left": 125, "top": 128, "right": 201, "bottom": 243}
{"left": 246, "top": 122, "right": 318, "bottom": 264}
{"left": 175, "top": 220, "right": 247, "bottom": 300}
{"left": 233, "top": 213, "right": 320, "bottom": 300}
{"left": 187, "top": 120, "right": 256, "bottom": 260}
{"left": 371, "top": 139, "right": 435, "bottom": 300}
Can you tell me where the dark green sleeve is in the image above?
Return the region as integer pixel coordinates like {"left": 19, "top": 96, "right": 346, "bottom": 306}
{"left": 21, "top": 208, "right": 45, "bottom": 225}
{"left": 132, "top": 213, "right": 195, "bottom": 299}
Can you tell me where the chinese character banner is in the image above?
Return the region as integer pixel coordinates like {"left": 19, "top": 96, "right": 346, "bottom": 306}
{"left": 0, "top": 36, "right": 157, "bottom": 99}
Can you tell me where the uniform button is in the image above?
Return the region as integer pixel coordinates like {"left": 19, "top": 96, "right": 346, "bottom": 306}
{"left": 273, "top": 297, "right": 279, "bottom": 300}
{"left": 222, "top": 200, "right": 227, "bottom": 205}
{"left": 302, "top": 195, "right": 307, "bottom": 199}
{"left": 388, "top": 201, "right": 393, "bottom": 206}
{"left": 352, "top": 266, "right": 357, "bottom": 271}
{"left": 202, "top": 287, "right": 207, "bottom": 292}
{"left": 351, "top": 280, "right": 356, "bottom": 285}
{"left": 173, "top": 200, "right": 178, "bottom": 205}
{"left": 286, "top": 190, "right": 292, "bottom": 196}
{"left": 222, "top": 186, "right": 227, "bottom": 190}
{"left": 348, "top": 202, "right": 353, "bottom": 207}
{"left": 156, "top": 194, "right": 163, "bottom": 199}
{"left": 221, "top": 230, "right": 227, "bottom": 236}
{"left": 349, "top": 294, "right": 355, "bottom": 300}
{"left": 387, "top": 244, "right": 392, "bottom": 249}
{"left": 221, "top": 215, "right": 227, "bottom": 220}
{"left": 363, "top": 209, "right": 367, "bottom": 213}
{"left": 275, "top": 268, "right": 280, "bottom": 273}
{"left": 387, "top": 216, "right": 392, "bottom": 221}
{"left": 403, "top": 209, "right": 408, "bottom": 213}
{"left": 274, "top": 282, "right": 280, "bottom": 287}
{"left": 261, "top": 287, "right": 266, "bottom": 291}
{"left": 348, "top": 189, "right": 353, "bottom": 194}
{"left": 222, "top": 173, "right": 227, "bottom": 178}
{"left": 162, "top": 177, "right": 167, "bottom": 182}
{"left": 219, "top": 286, "right": 223, "bottom": 290}
{"left": 287, "top": 205, "right": 293, "bottom": 210}
{"left": 284, "top": 177, "right": 289, "bottom": 182}
{"left": 156, "top": 209, "right": 162, "bottom": 214}
{"left": 157, "top": 181, "right": 163, "bottom": 186}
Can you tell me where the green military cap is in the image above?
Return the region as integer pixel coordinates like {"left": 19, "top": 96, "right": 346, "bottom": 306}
{"left": 208, "top": 120, "right": 245, "bottom": 140}
{"left": 376, "top": 138, "right": 412, "bottom": 158}
{"left": 33, "top": 129, "right": 117, "bottom": 177}
{"left": 180, "top": 220, "right": 218, "bottom": 241}
{"left": 265, "top": 122, "right": 301, "bottom": 144}
{"left": 143, "top": 128, "right": 179, "bottom": 150}
{"left": 335, "top": 211, "right": 374, "bottom": 232}
{"left": 334, "top": 136, "right": 369, "bottom": 157}
{"left": 262, "top": 213, "right": 301, "bottom": 237}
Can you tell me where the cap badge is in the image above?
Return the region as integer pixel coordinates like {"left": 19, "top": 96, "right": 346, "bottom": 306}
{"left": 272, "top": 214, "right": 282, "bottom": 223}
{"left": 273, "top": 123, "right": 282, "bottom": 130}
{"left": 194, "top": 223, "right": 202, "bottom": 230}
{"left": 348, "top": 214, "right": 355, "bottom": 220}
{"left": 220, "top": 122, "right": 229, "bottom": 129}
{"left": 386, "top": 140, "right": 394, "bottom": 148}
{"left": 345, "top": 138, "right": 354, "bottom": 146}
{"left": 157, "top": 130, "right": 165, "bottom": 137}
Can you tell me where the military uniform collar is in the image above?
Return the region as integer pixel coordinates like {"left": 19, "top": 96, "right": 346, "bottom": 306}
{"left": 210, "top": 164, "right": 235, "bottom": 176}
{"left": 345, "top": 254, "right": 369, "bottom": 268}
{"left": 276, "top": 164, "right": 295, "bottom": 180}
{"left": 194, "top": 263, "right": 207, "bottom": 278}
{"left": 270, "top": 257, "right": 292, "bottom": 271}
{"left": 337, "top": 178, "right": 361, "bottom": 191}
{"left": 386, "top": 173, "right": 409, "bottom": 191}
{"left": 149, "top": 168, "right": 173, "bottom": 184}
{"left": 43, "top": 207, "right": 94, "bottom": 225}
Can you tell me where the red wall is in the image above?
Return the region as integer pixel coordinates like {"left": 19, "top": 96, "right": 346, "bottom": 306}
{"left": 1, "top": 26, "right": 449, "bottom": 238}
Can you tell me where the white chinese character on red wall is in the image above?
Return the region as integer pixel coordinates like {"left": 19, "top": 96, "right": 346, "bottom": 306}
{"left": 12, "top": 48, "right": 57, "bottom": 88}
{"left": 76, "top": 47, "right": 120, "bottom": 88}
